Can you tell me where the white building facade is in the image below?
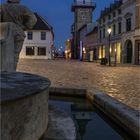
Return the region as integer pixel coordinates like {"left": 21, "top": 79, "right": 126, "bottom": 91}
{"left": 20, "top": 13, "right": 54, "bottom": 60}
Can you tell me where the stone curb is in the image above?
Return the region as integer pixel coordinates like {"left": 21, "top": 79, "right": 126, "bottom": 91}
{"left": 86, "top": 89, "right": 140, "bottom": 140}
{"left": 49, "top": 87, "right": 86, "bottom": 97}
{"left": 49, "top": 86, "right": 140, "bottom": 139}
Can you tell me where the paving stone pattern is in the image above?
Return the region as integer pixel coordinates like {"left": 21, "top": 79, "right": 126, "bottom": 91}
{"left": 17, "top": 59, "right": 140, "bottom": 111}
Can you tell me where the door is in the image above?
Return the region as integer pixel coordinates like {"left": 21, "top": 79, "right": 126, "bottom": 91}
{"left": 93, "top": 48, "right": 97, "bottom": 60}
{"left": 127, "top": 41, "right": 132, "bottom": 63}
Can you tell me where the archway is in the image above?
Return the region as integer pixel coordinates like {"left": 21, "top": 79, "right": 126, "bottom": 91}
{"left": 125, "top": 40, "right": 133, "bottom": 63}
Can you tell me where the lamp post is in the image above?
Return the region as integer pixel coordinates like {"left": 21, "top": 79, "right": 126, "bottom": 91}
{"left": 115, "top": 47, "right": 117, "bottom": 66}
{"left": 108, "top": 27, "right": 112, "bottom": 66}
{"left": 82, "top": 47, "right": 85, "bottom": 61}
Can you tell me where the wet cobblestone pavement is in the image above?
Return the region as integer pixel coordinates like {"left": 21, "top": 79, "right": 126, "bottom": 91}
{"left": 17, "top": 59, "right": 140, "bottom": 111}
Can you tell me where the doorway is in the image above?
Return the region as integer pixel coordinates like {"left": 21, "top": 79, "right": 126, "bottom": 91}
{"left": 126, "top": 40, "right": 133, "bottom": 63}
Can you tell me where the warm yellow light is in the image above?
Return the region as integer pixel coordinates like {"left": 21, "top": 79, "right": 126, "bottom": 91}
{"left": 108, "top": 28, "right": 112, "bottom": 34}
{"left": 110, "top": 47, "right": 112, "bottom": 53}
{"left": 65, "top": 50, "right": 68, "bottom": 54}
{"left": 115, "top": 48, "right": 117, "bottom": 52}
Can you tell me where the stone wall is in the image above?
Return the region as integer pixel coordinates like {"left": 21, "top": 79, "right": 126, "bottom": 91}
{"left": 136, "top": 0, "right": 140, "bottom": 29}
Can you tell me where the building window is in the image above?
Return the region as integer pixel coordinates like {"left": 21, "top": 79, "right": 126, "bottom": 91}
{"left": 118, "top": 9, "right": 121, "bottom": 15}
{"left": 83, "top": 0, "right": 86, "bottom": 4}
{"left": 26, "top": 47, "right": 34, "bottom": 56}
{"left": 103, "top": 17, "right": 105, "bottom": 23}
{"left": 113, "top": 12, "right": 116, "bottom": 17}
{"left": 118, "top": 22, "right": 122, "bottom": 34}
{"left": 126, "top": 18, "right": 131, "bottom": 32}
{"left": 108, "top": 14, "right": 111, "bottom": 20}
{"left": 100, "top": 30, "right": 102, "bottom": 39}
{"left": 27, "top": 32, "right": 33, "bottom": 40}
{"left": 82, "top": 15, "right": 86, "bottom": 22}
{"left": 41, "top": 32, "right": 46, "bottom": 40}
{"left": 103, "top": 28, "right": 105, "bottom": 38}
{"left": 38, "top": 47, "right": 46, "bottom": 56}
{"left": 113, "top": 24, "right": 116, "bottom": 35}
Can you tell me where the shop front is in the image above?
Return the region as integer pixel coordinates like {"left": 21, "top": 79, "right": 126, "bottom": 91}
{"left": 135, "top": 40, "right": 140, "bottom": 65}
{"left": 110, "top": 42, "right": 121, "bottom": 64}
{"left": 99, "top": 45, "right": 106, "bottom": 59}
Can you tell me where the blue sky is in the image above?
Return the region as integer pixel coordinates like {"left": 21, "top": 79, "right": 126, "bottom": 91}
{"left": 1, "top": 0, "right": 114, "bottom": 50}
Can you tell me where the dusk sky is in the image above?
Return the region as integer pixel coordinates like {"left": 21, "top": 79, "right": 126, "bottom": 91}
{"left": 1, "top": 0, "right": 114, "bottom": 50}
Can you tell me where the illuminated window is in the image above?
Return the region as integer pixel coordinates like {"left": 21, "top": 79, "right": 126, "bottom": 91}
{"left": 99, "top": 46, "right": 105, "bottom": 59}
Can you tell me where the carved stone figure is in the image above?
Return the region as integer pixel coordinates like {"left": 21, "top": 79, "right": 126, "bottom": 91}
{"left": 0, "top": 0, "right": 37, "bottom": 71}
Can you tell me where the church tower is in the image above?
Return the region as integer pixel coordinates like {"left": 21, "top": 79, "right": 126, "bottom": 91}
{"left": 71, "top": 0, "right": 95, "bottom": 59}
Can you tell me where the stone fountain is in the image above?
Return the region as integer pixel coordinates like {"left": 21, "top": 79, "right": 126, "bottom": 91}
{"left": 0, "top": 0, "right": 51, "bottom": 140}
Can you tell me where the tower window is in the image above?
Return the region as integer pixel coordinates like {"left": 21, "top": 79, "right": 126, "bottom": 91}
{"left": 82, "top": 15, "right": 86, "bottom": 21}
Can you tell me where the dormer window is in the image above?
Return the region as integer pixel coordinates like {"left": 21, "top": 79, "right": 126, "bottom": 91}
{"left": 41, "top": 32, "right": 46, "bottom": 40}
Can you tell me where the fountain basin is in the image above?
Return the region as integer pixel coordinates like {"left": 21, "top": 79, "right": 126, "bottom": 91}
{"left": 0, "top": 72, "right": 51, "bottom": 140}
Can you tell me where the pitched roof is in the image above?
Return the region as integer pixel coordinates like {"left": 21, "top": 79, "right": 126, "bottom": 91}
{"left": 86, "top": 26, "right": 98, "bottom": 36}
{"left": 33, "top": 13, "right": 52, "bottom": 31}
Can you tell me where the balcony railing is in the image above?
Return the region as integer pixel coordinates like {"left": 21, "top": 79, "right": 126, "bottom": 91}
{"left": 72, "top": 1, "right": 96, "bottom": 11}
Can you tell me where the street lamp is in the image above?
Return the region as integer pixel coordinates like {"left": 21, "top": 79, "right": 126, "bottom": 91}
{"left": 108, "top": 27, "right": 112, "bottom": 66}
{"left": 82, "top": 47, "right": 85, "bottom": 61}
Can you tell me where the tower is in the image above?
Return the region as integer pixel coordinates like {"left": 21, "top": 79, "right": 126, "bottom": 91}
{"left": 71, "top": 0, "right": 95, "bottom": 59}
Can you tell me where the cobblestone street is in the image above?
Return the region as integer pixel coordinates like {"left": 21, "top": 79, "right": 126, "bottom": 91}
{"left": 17, "top": 59, "right": 140, "bottom": 111}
